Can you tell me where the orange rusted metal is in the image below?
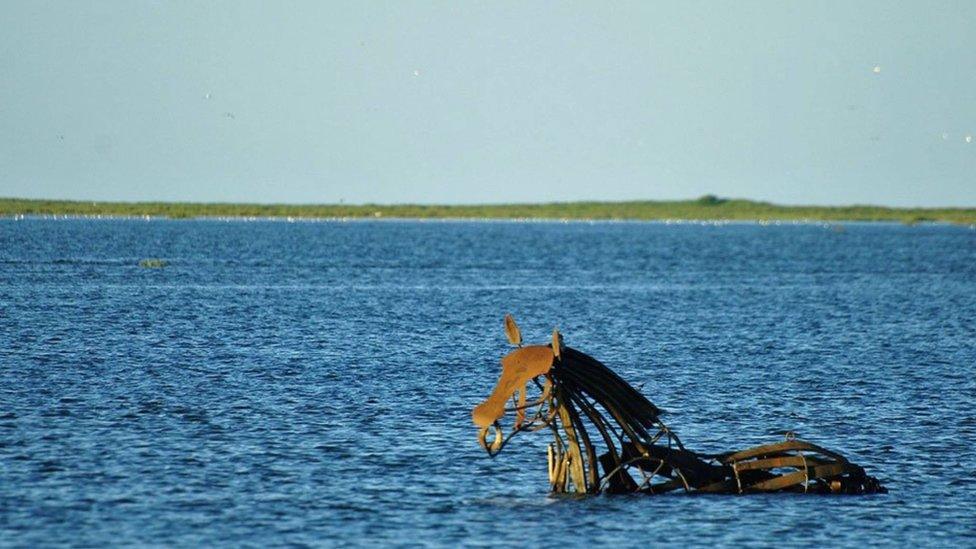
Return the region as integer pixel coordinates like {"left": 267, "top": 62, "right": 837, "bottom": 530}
{"left": 472, "top": 345, "right": 554, "bottom": 428}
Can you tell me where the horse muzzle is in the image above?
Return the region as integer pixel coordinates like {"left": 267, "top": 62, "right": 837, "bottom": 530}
{"left": 477, "top": 421, "right": 504, "bottom": 457}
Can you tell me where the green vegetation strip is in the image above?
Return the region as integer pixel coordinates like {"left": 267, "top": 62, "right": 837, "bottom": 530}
{"left": 2, "top": 196, "right": 974, "bottom": 224}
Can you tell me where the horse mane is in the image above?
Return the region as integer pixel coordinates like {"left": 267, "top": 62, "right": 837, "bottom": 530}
{"left": 552, "top": 346, "right": 664, "bottom": 438}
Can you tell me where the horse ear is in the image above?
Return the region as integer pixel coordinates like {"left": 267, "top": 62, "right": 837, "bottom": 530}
{"left": 552, "top": 327, "right": 562, "bottom": 360}
{"left": 504, "top": 314, "right": 522, "bottom": 347}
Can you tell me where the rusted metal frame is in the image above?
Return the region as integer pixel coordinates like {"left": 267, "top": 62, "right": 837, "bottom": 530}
{"left": 556, "top": 390, "right": 841, "bottom": 496}
{"left": 503, "top": 376, "right": 552, "bottom": 413}
{"left": 477, "top": 422, "right": 504, "bottom": 455}
{"left": 551, "top": 448, "right": 569, "bottom": 492}
{"left": 563, "top": 374, "right": 656, "bottom": 458}
{"left": 568, "top": 398, "right": 622, "bottom": 468}
{"left": 543, "top": 398, "right": 565, "bottom": 452}
{"left": 637, "top": 458, "right": 668, "bottom": 493}
{"left": 744, "top": 463, "right": 848, "bottom": 492}
{"left": 636, "top": 449, "right": 692, "bottom": 493}
{"left": 598, "top": 455, "right": 657, "bottom": 492}
{"left": 732, "top": 455, "right": 832, "bottom": 472}
{"left": 646, "top": 423, "right": 667, "bottom": 445}
{"left": 520, "top": 407, "right": 560, "bottom": 432}
{"left": 567, "top": 390, "right": 625, "bottom": 460}
{"left": 486, "top": 420, "right": 535, "bottom": 455}
{"left": 598, "top": 452, "right": 683, "bottom": 494}
{"left": 552, "top": 454, "right": 567, "bottom": 491}
{"left": 560, "top": 348, "right": 662, "bottom": 420}
{"left": 484, "top": 424, "right": 517, "bottom": 456}
{"left": 506, "top": 389, "right": 526, "bottom": 431}
{"left": 725, "top": 449, "right": 837, "bottom": 493}
{"left": 800, "top": 450, "right": 809, "bottom": 493}
{"left": 555, "top": 415, "right": 583, "bottom": 492}
{"left": 546, "top": 410, "right": 568, "bottom": 492}
{"left": 622, "top": 446, "right": 697, "bottom": 493}
{"left": 722, "top": 441, "right": 850, "bottom": 464}
{"left": 563, "top": 365, "right": 660, "bottom": 432}
{"left": 496, "top": 378, "right": 557, "bottom": 437}
{"left": 474, "top": 320, "right": 887, "bottom": 496}
{"left": 546, "top": 444, "right": 552, "bottom": 480}
{"left": 505, "top": 391, "right": 535, "bottom": 423}
{"left": 553, "top": 387, "right": 589, "bottom": 493}
{"left": 536, "top": 384, "right": 566, "bottom": 491}
{"left": 696, "top": 478, "right": 739, "bottom": 493}
{"left": 555, "top": 366, "right": 658, "bottom": 441}
{"left": 647, "top": 421, "right": 686, "bottom": 452}
{"left": 556, "top": 373, "right": 654, "bottom": 465}
{"left": 511, "top": 392, "right": 559, "bottom": 432}
{"left": 642, "top": 477, "right": 685, "bottom": 494}
{"left": 593, "top": 400, "right": 653, "bottom": 458}
{"left": 732, "top": 461, "right": 743, "bottom": 493}
{"left": 519, "top": 386, "right": 558, "bottom": 433}
{"left": 559, "top": 385, "right": 601, "bottom": 492}
{"left": 673, "top": 467, "right": 692, "bottom": 492}
{"left": 566, "top": 390, "right": 633, "bottom": 491}
{"left": 664, "top": 426, "right": 686, "bottom": 451}
{"left": 483, "top": 402, "right": 558, "bottom": 456}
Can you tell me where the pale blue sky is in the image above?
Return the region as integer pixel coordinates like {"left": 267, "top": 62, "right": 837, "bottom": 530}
{"left": 1, "top": 1, "right": 974, "bottom": 206}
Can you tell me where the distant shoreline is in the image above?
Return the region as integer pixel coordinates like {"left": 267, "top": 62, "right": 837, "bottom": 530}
{"left": 2, "top": 196, "right": 975, "bottom": 225}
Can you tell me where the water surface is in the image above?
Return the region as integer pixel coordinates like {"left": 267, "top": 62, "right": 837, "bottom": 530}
{"left": 1, "top": 219, "right": 974, "bottom": 546}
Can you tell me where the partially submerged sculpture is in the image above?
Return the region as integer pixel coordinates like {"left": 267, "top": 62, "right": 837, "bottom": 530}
{"left": 472, "top": 316, "right": 886, "bottom": 495}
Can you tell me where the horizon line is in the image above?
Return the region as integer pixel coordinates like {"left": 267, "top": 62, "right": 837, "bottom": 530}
{"left": 3, "top": 195, "right": 976, "bottom": 210}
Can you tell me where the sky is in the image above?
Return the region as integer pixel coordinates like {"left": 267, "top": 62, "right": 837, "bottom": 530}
{"left": 1, "top": 1, "right": 974, "bottom": 207}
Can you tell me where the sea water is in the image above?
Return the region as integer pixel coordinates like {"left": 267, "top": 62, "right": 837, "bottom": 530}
{"left": 1, "top": 219, "right": 974, "bottom": 546}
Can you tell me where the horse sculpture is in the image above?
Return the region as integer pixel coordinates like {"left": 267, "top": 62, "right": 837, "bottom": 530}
{"left": 472, "top": 315, "right": 886, "bottom": 495}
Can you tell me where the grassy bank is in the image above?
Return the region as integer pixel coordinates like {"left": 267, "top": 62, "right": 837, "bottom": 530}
{"left": 2, "top": 196, "right": 974, "bottom": 224}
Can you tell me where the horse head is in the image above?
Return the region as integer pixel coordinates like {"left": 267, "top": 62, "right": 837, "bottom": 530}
{"left": 471, "top": 315, "right": 562, "bottom": 456}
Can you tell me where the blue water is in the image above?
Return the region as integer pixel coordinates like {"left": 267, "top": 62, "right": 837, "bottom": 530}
{"left": 1, "top": 219, "right": 974, "bottom": 547}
